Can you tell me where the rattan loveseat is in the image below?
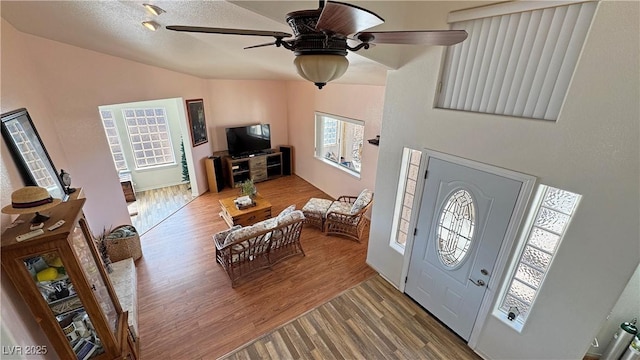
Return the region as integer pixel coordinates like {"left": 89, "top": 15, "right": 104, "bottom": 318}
{"left": 213, "top": 208, "right": 305, "bottom": 287}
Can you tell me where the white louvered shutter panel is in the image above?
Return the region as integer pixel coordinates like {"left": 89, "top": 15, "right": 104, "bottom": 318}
{"left": 437, "top": 2, "right": 597, "bottom": 121}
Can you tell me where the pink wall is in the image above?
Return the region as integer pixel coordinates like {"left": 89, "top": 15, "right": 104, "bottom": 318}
{"left": 286, "top": 81, "right": 385, "bottom": 198}
{"left": 1, "top": 20, "right": 384, "bottom": 356}
{"left": 0, "top": 21, "right": 57, "bottom": 359}
{"left": 206, "top": 80, "right": 289, "bottom": 152}
{"left": 0, "top": 20, "right": 70, "bottom": 229}
{"left": 17, "top": 28, "right": 211, "bottom": 230}
{"left": 0, "top": 21, "right": 210, "bottom": 353}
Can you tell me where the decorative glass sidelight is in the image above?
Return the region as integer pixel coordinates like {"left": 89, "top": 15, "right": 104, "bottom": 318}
{"left": 498, "top": 185, "right": 581, "bottom": 325}
{"left": 390, "top": 148, "right": 422, "bottom": 251}
{"left": 437, "top": 189, "right": 476, "bottom": 267}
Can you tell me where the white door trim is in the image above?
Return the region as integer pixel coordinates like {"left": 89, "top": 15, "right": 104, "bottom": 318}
{"left": 399, "top": 150, "right": 536, "bottom": 347}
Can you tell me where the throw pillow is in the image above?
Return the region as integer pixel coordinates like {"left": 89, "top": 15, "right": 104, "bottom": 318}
{"left": 276, "top": 209, "right": 305, "bottom": 225}
{"left": 213, "top": 225, "right": 241, "bottom": 246}
{"left": 224, "top": 224, "right": 269, "bottom": 246}
{"left": 350, "top": 189, "right": 373, "bottom": 215}
{"left": 259, "top": 218, "right": 279, "bottom": 230}
{"left": 276, "top": 205, "right": 296, "bottom": 224}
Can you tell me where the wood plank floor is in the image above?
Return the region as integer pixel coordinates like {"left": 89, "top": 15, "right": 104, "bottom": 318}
{"left": 220, "top": 275, "right": 481, "bottom": 360}
{"left": 128, "top": 184, "right": 195, "bottom": 235}
{"left": 136, "top": 176, "right": 377, "bottom": 359}
{"left": 136, "top": 175, "right": 478, "bottom": 359}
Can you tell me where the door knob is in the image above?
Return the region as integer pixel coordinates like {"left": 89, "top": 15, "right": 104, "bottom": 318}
{"left": 469, "top": 278, "right": 485, "bottom": 287}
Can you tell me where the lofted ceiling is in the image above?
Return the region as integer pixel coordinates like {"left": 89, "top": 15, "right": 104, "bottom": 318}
{"left": 0, "top": 1, "right": 486, "bottom": 86}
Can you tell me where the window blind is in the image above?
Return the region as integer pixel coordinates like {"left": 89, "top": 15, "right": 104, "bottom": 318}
{"left": 437, "top": 2, "right": 597, "bottom": 120}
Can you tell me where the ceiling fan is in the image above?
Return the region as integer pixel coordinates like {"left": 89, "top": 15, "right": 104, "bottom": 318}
{"left": 167, "top": 0, "right": 467, "bottom": 89}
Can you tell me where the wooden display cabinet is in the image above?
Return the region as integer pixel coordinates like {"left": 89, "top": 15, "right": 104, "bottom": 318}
{"left": 1, "top": 199, "right": 136, "bottom": 360}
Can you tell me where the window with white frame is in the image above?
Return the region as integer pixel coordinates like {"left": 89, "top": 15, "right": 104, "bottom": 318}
{"left": 437, "top": 1, "right": 597, "bottom": 121}
{"left": 497, "top": 185, "right": 581, "bottom": 328}
{"left": 314, "top": 112, "right": 364, "bottom": 176}
{"left": 389, "top": 148, "right": 422, "bottom": 252}
{"left": 122, "top": 108, "right": 175, "bottom": 169}
{"left": 99, "top": 109, "right": 128, "bottom": 171}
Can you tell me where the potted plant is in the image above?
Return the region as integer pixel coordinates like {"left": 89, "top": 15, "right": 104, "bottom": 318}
{"left": 240, "top": 179, "right": 257, "bottom": 199}
{"left": 94, "top": 228, "right": 113, "bottom": 273}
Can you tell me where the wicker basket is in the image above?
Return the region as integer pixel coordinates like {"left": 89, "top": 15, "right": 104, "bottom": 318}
{"left": 105, "top": 225, "right": 142, "bottom": 262}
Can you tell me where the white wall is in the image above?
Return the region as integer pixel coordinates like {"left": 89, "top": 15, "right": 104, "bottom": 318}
{"left": 367, "top": 1, "right": 639, "bottom": 359}
{"left": 589, "top": 263, "right": 640, "bottom": 356}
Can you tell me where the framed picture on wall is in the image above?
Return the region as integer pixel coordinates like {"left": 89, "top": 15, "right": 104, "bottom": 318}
{"left": 1, "top": 108, "right": 68, "bottom": 201}
{"left": 186, "top": 99, "right": 208, "bottom": 147}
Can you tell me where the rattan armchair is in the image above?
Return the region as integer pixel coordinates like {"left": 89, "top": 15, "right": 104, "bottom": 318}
{"left": 325, "top": 192, "right": 374, "bottom": 242}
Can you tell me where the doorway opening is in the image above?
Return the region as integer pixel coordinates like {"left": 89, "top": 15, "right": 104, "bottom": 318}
{"left": 126, "top": 184, "right": 195, "bottom": 234}
{"left": 98, "top": 98, "right": 198, "bottom": 235}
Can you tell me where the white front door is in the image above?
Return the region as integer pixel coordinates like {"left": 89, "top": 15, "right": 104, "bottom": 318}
{"left": 406, "top": 157, "right": 522, "bottom": 341}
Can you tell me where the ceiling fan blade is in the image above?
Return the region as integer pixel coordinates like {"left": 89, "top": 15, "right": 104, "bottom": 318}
{"left": 355, "top": 30, "right": 468, "bottom": 46}
{"left": 316, "top": 1, "right": 384, "bottom": 36}
{"left": 166, "top": 26, "right": 292, "bottom": 38}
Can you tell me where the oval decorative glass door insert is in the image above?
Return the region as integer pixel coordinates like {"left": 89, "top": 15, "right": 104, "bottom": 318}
{"left": 437, "top": 189, "right": 476, "bottom": 267}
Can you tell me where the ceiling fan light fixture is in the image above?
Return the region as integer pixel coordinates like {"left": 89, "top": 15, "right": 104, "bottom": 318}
{"left": 142, "top": 20, "right": 160, "bottom": 31}
{"left": 143, "top": 3, "right": 166, "bottom": 16}
{"left": 294, "top": 54, "right": 349, "bottom": 89}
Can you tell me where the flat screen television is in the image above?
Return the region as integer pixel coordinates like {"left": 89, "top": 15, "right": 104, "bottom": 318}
{"left": 225, "top": 124, "right": 271, "bottom": 157}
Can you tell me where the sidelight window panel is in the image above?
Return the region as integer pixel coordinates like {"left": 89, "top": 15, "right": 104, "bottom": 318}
{"left": 389, "top": 148, "right": 423, "bottom": 253}
{"left": 497, "top": 185, "right": 580, "bottom": 327}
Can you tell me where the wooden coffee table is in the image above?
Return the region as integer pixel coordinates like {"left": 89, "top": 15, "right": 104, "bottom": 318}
{"left": 219, "top": 194, "right": 272, "bottom": 227}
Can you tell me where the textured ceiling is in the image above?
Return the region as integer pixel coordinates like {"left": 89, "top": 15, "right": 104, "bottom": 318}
{"left": 1, "top": 1, "right": 485, "bottom": 86}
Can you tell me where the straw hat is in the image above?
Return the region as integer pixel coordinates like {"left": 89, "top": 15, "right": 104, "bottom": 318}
{"left": 1, "top": 186, "right": 62, "bottom": 214}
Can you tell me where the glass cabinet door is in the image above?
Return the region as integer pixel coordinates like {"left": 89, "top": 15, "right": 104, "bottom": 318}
{"left": 69, "top": 219, "right": 118, "bottom": 332}
{"left": 24, "top": 250, "right": 106, "bottom": 360}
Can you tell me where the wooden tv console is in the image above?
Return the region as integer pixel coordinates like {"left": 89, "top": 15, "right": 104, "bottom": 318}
{"left": 225, "top": 152, "right": 283, "bottom": 188}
